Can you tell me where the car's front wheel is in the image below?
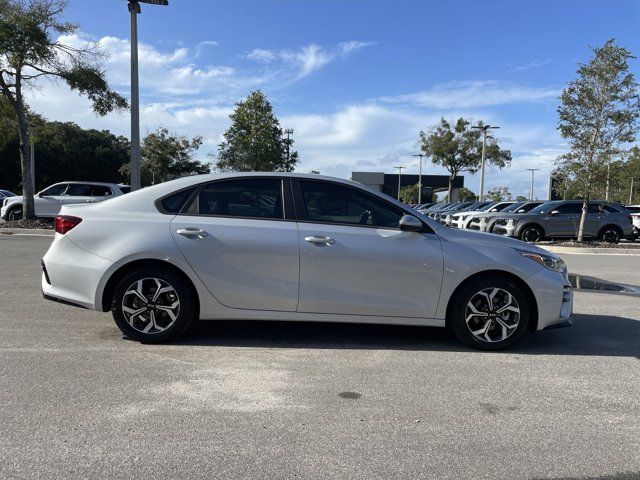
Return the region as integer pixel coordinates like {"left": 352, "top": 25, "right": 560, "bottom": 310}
{"left": 7, "top": 206, "right": 23, "bottom": 221}
{"left": 449, "top": 275, "right": 530, "bottom": 350}
{"left": 111, "top": 268, "right": 196, "bottom": 343}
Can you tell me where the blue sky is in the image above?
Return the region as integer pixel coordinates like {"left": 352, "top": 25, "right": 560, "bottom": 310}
{"left": 29, "top": 0, "right": 640, "bottom": 198}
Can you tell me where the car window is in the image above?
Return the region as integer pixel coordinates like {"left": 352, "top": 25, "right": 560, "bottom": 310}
{"left": 160, "top": 187, "right": 197, "bottom": 214}
{"left": 300, "top": 181, "right": 403, "bottom": 228}
{"left": 66, "top": 184, "right": 93, "bottom": 196}
{"left": 601, "top": 205, "right": 622, "bottom": 213}
{"left": 91, "top": 185, "right": 112, "bottom": 196}
{"left": 41, "top": 184, "right": 67, "bottom": 196}
{"left": 625, "top": 206, "right": 640, "bottom": 213}
{"left": 194, "top": 179, "right": 283, "bottom": 219}
{"left": 119, "top": 185, "right": 131, "bottom": 194}
{"left": 555, "top": 203, "right": 582, "bottom": 214}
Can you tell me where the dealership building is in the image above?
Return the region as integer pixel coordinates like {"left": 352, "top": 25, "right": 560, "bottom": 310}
{"left": 351, "top": 171, "right": 465, "bottom": 202}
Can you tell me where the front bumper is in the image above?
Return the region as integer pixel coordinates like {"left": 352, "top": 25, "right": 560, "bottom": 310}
{"left": 493, "top": 223, "right": 517, "bottom": 237}
{"left": 528, "top": 267, "right": 574, "bottom": 331}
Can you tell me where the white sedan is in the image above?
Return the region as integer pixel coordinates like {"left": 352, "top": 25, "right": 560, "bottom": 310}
{"left": 41, "top": 173, "right": 573, "bottom": 350}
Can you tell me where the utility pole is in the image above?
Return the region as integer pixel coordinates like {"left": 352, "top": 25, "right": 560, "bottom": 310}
{"left": 29, "top": 130, "right": 35, "bottom": 194}
{"left": 526, "top": 168, "right": 540, "bottom": 201}
{"left": 127, "top": 0, "right": 169, "bottom": 191}
{"left": 284, "top": 128, "right": 294, "bottom": 164}
{"left": 412, "top": 154, "right": 425, "bottom": 204}
{"left": 472, "top": 124, "right": 499, "bottom": 200}
{"left": 394, "top": 166, "right": 405, "bottom": 201}
{"left": 630, "top": 177, "right": 635, "bottom": 205}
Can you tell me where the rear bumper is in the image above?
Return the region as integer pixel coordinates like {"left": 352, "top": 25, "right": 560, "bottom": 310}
{"left": 41, "top": 235, "right": 113, "bottom": 310}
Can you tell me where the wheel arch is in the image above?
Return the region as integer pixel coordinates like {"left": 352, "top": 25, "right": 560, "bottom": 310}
{"left": 100, "top": 258, "right": 200, "bottom": 316}
{"left": 445, "top": 270, "right": 539, "bottom": 332}
{"left": 597, "top": 223, "right": 623, "bottom": 238}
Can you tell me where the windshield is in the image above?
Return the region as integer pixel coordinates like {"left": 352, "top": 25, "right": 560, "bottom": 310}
{"left": 500, "top": 202, "right": 524, "bottom": 213}
{"left": 529, "top": 201, "right": 561, "bottom": 214}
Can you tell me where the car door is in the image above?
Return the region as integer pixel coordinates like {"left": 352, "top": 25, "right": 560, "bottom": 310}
{"left": 294, "top": 179, "right": 443, "bottom": 319}
{"left": 547, "top": 202, "right": 581, "bottom": 237}
{"left": 36, "top": 183, "right": 68, "bottom": 217}
{"left": 170, "top": 177, "right": 300, "bottom": 312}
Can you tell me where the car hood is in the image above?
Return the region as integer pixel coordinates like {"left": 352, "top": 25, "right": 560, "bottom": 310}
{"left": 2, "top": 195, "right": 22, "bottom": 205}
{"left": 450, "top": 210, "right": 485, "bottom": 218}
{"left": 437, "top": 225, "right": 549, "bottom": 255}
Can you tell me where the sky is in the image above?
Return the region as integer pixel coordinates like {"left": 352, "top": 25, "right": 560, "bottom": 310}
{"left": 26, "top": 0, "right": 640, "bottom": 199}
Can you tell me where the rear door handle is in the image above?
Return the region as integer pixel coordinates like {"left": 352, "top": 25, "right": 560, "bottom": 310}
{"left": 177, "top": 227, "right": 209, "bottom": 239}
{"left": 304, "top": 235, "right": 335, "bottom": 245}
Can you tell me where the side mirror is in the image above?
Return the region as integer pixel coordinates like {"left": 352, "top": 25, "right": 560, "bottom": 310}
{"left": 550, "top": 210, "right": 560, "bottom": 216}
{"left": 517, "top": 209, "right": 525, "bottom": 213}
{"left": 490, "top": 208, "right": 498, "bottom": 212}
{"left": 399, "top": 214, "right": 423, "bottom": 232}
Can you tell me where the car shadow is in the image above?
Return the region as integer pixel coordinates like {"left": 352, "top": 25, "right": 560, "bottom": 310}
{"left": 172, "top": 313, "right": 640, "bottom": 358}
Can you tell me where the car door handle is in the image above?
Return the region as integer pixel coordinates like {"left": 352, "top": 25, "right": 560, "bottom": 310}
{"left": 177, "top": 227, "right": 209, "bottom": 239}
{"left": 304, "top": 235, "right": 335, "bottom": 245}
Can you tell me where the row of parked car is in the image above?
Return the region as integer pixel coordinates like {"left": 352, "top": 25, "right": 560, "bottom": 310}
{"left": 408, "top": 199, "right": 640, "bottom": 243}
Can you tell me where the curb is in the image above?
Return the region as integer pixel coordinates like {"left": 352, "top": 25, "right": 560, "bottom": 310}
{"left": 0, "top": 228, "right": 54, "bottom": 237}
{"left": 540, "top": 245, "right": 640, "bottom": 255}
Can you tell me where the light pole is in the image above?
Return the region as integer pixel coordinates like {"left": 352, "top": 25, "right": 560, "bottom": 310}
{"left": 630, "top": 177, "right": 635, "bottom": 205}
{"left": 394, "top": 166, "right": 405, "bottom": 201}
{"left": 128, "top": 0, "right": 168, "bottom": 191}
{"left": 472, "top": 124, "right": 499, "bottom": 200}
{"left": 412, "top": 154, "right": 425, "bottom": 204}
{"left": 526, "top": 168, "right": 540, "bottom": 201}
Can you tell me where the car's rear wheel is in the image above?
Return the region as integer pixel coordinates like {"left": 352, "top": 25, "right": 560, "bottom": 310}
{"left": 7, "top": 206, "right": 22, "bottom": 221}
{"left": 449, "top": 275, "right": 530, "bottom": 350}
{"left": 111, "top": 268, "right": 196, "bottom": 343}
{"left": 598, "top": 225, "right": 622, "bottom": 244}
{"left": 519, "top": 224, "right": 543, "bottom": 243}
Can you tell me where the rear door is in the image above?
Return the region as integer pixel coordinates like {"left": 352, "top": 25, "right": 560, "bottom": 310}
{"left": 61, "top": 184, "right": 94, "bottom": 206}
{"left": 170, "top": 177, "right": 300, "bottom": 312}
{"left": 294, "top": 179, "right": 443, "bottom": 318}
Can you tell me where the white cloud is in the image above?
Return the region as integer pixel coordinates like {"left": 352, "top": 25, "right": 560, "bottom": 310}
{"left": 515, "top": 59, "right": 552, "bottom": 71}
{"left": 246, "top": 41, "right": 374, "bottom": 80}
{"left": 379, "top": 80, "right": 560, "bottom": 110}
{"left": 195, "top": 40, "right": 219, "bottom": 58}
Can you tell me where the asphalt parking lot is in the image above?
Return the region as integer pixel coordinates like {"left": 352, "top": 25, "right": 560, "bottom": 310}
{"left": 1, "top": 235, "right": 639, "bottom": 480}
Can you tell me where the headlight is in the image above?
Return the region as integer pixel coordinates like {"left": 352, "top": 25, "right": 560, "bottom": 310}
{"left": 481, "top": 217, "right": 489, "bottom": 222}
{"left": 518, "top": 250, "right": 566, "bottom": 273}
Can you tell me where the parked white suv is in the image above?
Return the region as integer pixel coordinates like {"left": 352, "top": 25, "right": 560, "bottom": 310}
{"left": 1, "top": 182, "right": 128, "bottom": 221}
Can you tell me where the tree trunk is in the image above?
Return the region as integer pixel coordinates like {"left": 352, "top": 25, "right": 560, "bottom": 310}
{"left": 577, "top": 195, "right": 589, "bottom": 242}
{"left": 447, "top": 172, "right": 455, "bottom": 202}
{"left": 15, "top": 101, "right": 35, "bottom": 219}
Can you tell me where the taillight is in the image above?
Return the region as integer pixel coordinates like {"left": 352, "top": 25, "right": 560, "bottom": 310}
{"left": 55, "top": 215, "right": 82, "bottom": 234}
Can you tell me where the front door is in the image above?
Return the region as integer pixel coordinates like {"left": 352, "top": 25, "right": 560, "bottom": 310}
{"left": 294, "top": 180, "right": 443, "bottom": 318}
{"left": 170, "top": 177, "right": 299, "bottom": 312}
{"left": 547, "top": 202, "right": 582, "bottom": 237}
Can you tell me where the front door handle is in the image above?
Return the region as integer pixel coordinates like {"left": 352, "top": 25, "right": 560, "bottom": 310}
{"left": 177, "top": 227, "right": 209, "bottom": 239}
{"left": 305, "top": 235, "right": 335, "bottom": 246}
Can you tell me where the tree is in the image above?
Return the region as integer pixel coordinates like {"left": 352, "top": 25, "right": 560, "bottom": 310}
{"left": 216, "top": 90, "right": 298, "bottom": 172}
{"left": 121, "top": 127, "right": 208, "bottom": 185}
{"left": 419, "top": 118, "right": 511, "bottom": 200}
{"left": 399, "top": 184, "right": 419, "bottom": 203}
{"left": 457, "top": 187, "right": 477, "bottom": 202}
{"left": 556, "top": 39, "right": 640, "bottom": 241}
{"left": 515, "top": 195, "right": 528, "bottom": 202}
{"left": 486, "top": 186, "right": 512, "bottom": 202}
{"left": 0, "top": 0, "right": 127, "bottom": 218}
{"left": 0, "top": 119, "right": 130, "bottom": 192}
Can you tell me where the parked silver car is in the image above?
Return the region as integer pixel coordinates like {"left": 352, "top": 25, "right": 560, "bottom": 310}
{"left": 467, "top": 201, "right": 545, "bottom": 232}
{"left": 493, "top": 200, "right": 633, "bottom": 243}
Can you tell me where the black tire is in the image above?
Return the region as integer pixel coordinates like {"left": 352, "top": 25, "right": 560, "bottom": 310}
{"left": 449, "top": 275, "right": 531, "bottom": 351}
{"left": 7, "top": 206, "right": 22, "bottom": 221}
{"left": 598, "top": 225, "right": 622, "bottom": 244}
{"left": 111, "top": 267, "right": 196, "bottom": 343}
{"left": 519, "top": 224, "right": 544, "bottom": 243}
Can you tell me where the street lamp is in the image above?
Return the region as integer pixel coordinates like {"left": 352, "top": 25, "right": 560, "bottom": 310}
{"left": 412, "top": 154, "right": 425, "bottom": 204}
{"left": 526, "top": 168, "right": 540, "bottom": 201}
{"left": 394, "top": 166, "right": 405, "bottom": 201}
{"left": 127, "top": 0, "right": 169, "bottom": 191}
{"left": 472, "top": 124, "right": 499, "bottom": 200}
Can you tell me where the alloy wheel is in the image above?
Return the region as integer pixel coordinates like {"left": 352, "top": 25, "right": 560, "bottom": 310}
{"left": 601, "top": 228, "right": 620, "bottom": 244}
{"left": 465, "top": 287, "right": 521, "bottom": 343}
{"left": 121, "top": 277, "right": 180, "bottom": 334}
{"left": 522, "top": 227, "right": 541, "bottom": 243}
